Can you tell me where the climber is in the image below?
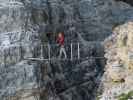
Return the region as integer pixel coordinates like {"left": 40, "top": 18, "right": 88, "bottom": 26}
{"left": 56, "top": 32, "right": 67, "bottom": 59}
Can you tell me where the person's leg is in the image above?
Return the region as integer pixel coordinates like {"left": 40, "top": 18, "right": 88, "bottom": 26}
{"left": 62, "top": 47, "right": 67, "bottom": 59}
{"left": 59, "top": 47, "right": 63, "bottom": 59}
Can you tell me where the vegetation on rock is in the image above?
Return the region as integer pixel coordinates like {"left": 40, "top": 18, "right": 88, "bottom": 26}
{"left": 117, "top": 91, "right": 133, "bottom": 100}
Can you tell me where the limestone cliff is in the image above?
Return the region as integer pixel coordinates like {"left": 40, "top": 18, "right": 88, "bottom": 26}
{"left": 100, "top": 22, "right": 133, "bottom": 100}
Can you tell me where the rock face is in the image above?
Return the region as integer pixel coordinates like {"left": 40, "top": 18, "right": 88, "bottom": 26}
{"left": 0, "top": 0, "right": 133, "bottom": 100}
{"left": 115, "top": 0, "right": 133, "bottom": 6}
{"left": 100, "top": 22, "right": 133, "bottom": 100}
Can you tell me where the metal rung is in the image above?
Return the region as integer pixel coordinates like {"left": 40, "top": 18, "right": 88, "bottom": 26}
{"left": 0, "top": 41, "right": 103, "bottom": 48}
{"left": 24, "top": 58, "right": 48, "bottom": 61}
{"left": 24, "top": 57, "right": 105, "bottom": 61}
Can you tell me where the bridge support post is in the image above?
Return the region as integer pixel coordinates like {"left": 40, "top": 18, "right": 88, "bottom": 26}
{"left": 71, "top": 43, "right": 73, "bottom": 61}
{"left": 41, "top": 45, "right": 44, "bottom": 59}
{"left": 78, "top": 43, "right": 80, "bottom": 60}
{"left": 48, "top": 44, "right": 51, "bottom": 61}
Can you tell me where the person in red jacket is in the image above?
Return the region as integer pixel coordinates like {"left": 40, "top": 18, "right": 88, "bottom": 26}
{"left": 57, "top": 32, "right": 67, "bottom": 59}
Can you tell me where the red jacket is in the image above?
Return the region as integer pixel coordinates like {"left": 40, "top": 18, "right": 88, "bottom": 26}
{"left": 57, "top": 34, "right": 65, "bottom": 46}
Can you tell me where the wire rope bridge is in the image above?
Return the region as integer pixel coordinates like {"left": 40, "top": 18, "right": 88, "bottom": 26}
{"left": 0, "top": 42, "right": 105, "bottom": 63}
{"left": 26, "top": 43, "right": 81, "bottom": 61}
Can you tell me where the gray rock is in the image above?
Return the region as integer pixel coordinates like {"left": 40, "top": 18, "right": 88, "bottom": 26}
{"left": 0, "top": 0, "right": 133, "bottom": 100}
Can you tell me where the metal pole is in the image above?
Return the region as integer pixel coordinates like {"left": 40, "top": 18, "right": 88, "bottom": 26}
{"left": 78, "top": 43, "right": 80, "bottom": 60}
{"left": 48, "top": 44, "right": 51, "bottom": 61}
{"left": 4, "top": 49, "right": 6, "bottom": 67}
{"left": 41, "top": 45, "right": 43, "bottom": 59}
{"left": 71, "top": 43, "right": 73, "bottom": 61}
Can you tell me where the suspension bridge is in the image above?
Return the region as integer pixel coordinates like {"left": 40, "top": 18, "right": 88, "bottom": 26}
{"left": 0, "top": 42, "right": 105, "bottom": 64}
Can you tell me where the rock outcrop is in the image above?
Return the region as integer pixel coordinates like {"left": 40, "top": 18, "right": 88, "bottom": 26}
{"left": 100, "top": 21, "right": 133, "bottom": 100}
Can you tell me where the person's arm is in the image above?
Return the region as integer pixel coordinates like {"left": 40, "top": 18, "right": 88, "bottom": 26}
{"left": 60, "top": 36, "right": 65, "bottom": 45}
{"left": 56, "top": 37, "right": 59, "bottom": 43}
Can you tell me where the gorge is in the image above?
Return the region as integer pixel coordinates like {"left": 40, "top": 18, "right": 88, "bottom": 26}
{"left": 0, "top": 0, "right": 133, "bottom": 100}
